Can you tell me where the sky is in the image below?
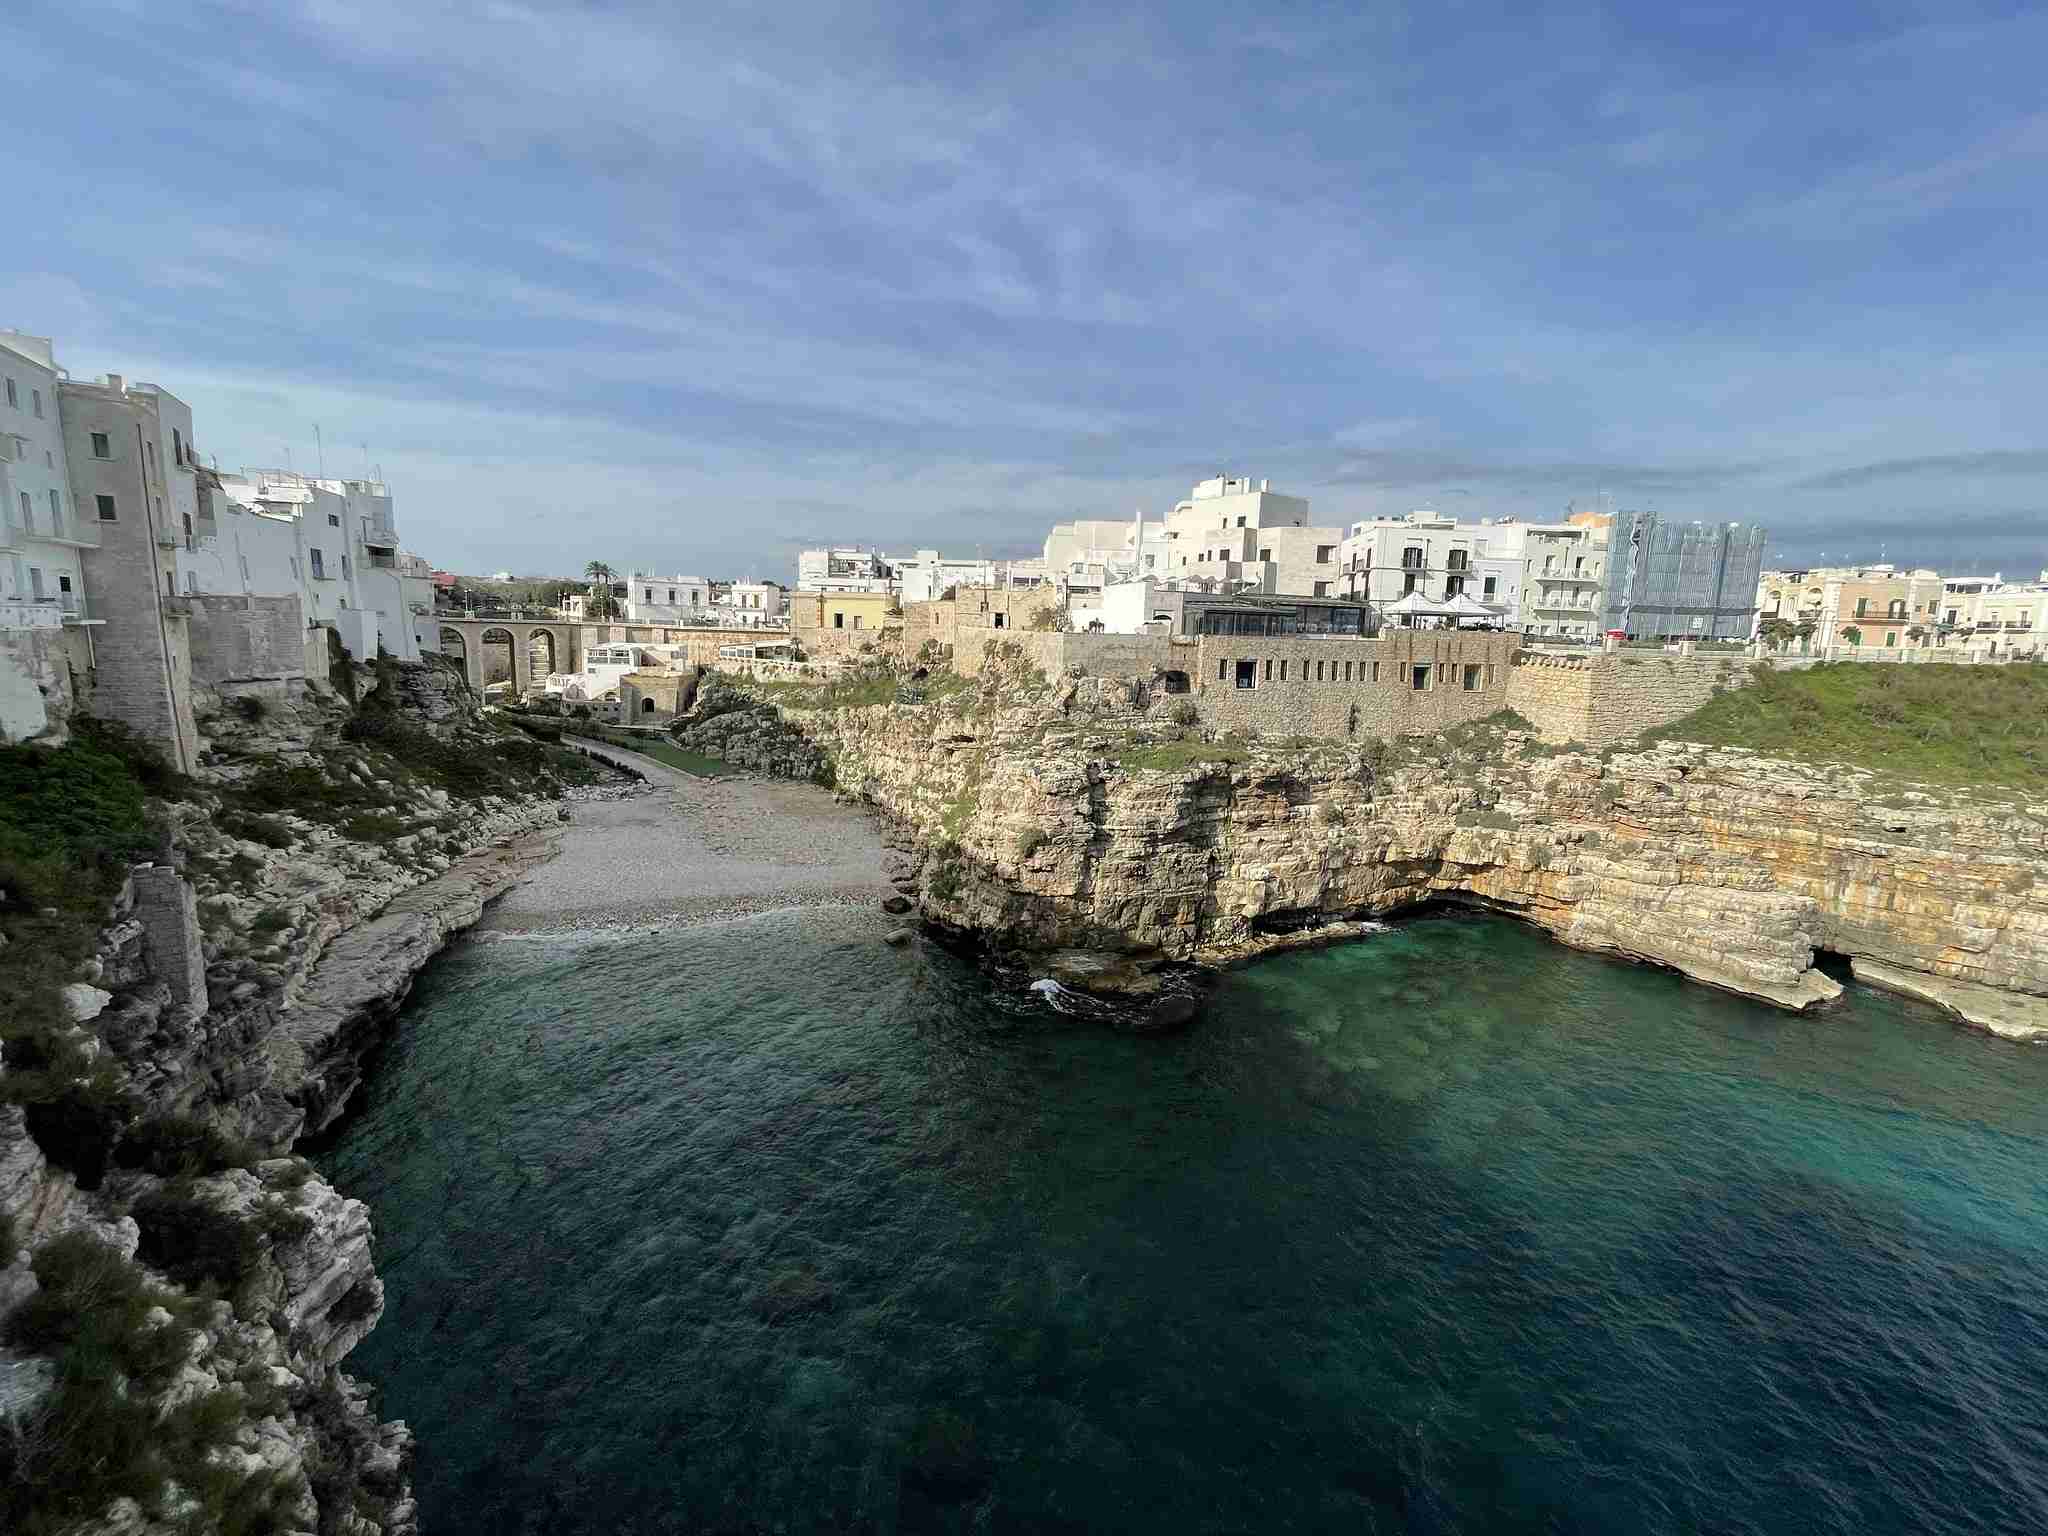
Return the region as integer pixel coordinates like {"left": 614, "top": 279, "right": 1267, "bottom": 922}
{"left": 6, "top": 0, "right": 2045, "bottom": 581}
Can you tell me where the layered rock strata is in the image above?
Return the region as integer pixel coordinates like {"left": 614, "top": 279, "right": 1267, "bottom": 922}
{"left": 767, "top": 681, "right": 2048, "bottom": 1035}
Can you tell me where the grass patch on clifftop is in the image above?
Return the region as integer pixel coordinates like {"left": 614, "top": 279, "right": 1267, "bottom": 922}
{"left": 1110, "top": 739, "right": 1251, "bottom": 773}
{"left": 1641, "top": 662, "right": 2048, "bottom": 791}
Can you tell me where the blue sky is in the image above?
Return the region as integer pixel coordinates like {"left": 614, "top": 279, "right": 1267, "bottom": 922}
{"left": 7, "top": 0, "right": 2045, "bottom": 580}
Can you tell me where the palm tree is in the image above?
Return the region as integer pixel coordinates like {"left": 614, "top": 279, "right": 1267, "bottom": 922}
{"left": 583, "top": 560, "right": 615, "bottom": 586}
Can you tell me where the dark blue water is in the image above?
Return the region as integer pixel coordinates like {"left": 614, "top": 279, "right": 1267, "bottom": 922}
{"left": 324, "top": 909, "right": 2048, "bottom": 1534}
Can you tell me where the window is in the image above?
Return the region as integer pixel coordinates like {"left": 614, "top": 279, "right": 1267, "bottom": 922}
{"left": 1313, "top": 581, "right": 1329, "bottom": 597}
{"left": 1235, "top": 516, "right": 1245, "bottom": 527}
{"left": 1371, "top": 661, "right": 1381, "bottom": 683}
{"left": 850, "top": 615, "right": 862, "bottom": 630}
{"left": 91, "top": 432, "right": 111, "bottom": 459}
{"left": 32, "top": 389, "right": 42, "bottom": 419}
{"left": 146, "top": 441, "right": 156, "bottom": 473}
{"left": 645, "top": 588, "right": 653, "bottom": 601}
{"left": 1855, "top": 597, "right": 1868, "bottom": 616}
{"left": 1236, "top": 660, "right": 1257, "bottom": 689}
{"left": 1886, "top": 631, "right": 1898, "bottom": 647}
{"left": 1257, "top": 546, "right": 1271, "bottom": 563}
{"left": 1887, "top": 599, "right": 1905, "bottom": 619}
{"left": 1314, "top": 661, "right": 1324, "bottom": 681}
{"left": 1412, "top": 664, "right": 1431, "bottom": 690}
{"left": 48, "top": 489, "right": 61, "bottom": 529}
{"left": 1218, "top": 658, "right": 1229, "bottom": 681}
{"left": 1483, "top": 576, "right": 1497, "bottom": 598}
{"left": 341, "top": 553, "right": 352, "bottom": 580}
{"left": 833, "top": 611, "right": 844, "bottom": 629}
{"left": 1316, "top": 545, "right": 1334, "bottom": 563}
{"left": 3, "top": 379, "right": 13, "bottom": 408}
{"left": 310, "top": 549, "right": 326, "bottom": 579}
{"left": 17, "top": 492, "right": 28, "bottom": 531}
{"left": 172, "top": 428, "right": 182, "bottom": 464}
{"left": 1279, "top": 660, "right": 1289, "bottom": 681}
{"left": 1403, "top": 573, "right": 1419, "bottom": 596}
{"left": 27, "top": 566, "right": 42, "bottom": 599}
{"left": 96, "top": 494, "right": 117, "bottom": 521}
{"left": 1264, "top": 659, "right": 1273, "bottom": 682}
{"left": 327, "top": 513, "right": 340, "bottom": 528}
{"left": 1402, "top": 546, "right": 1424, "bottom": 570}
{"left": 1343, "top": 661, "right": 1352, "bottom": 681}
{"left": 667, "top": 588, "right": 675, "bottom": 603}
{"left": 992, "top": 612, "right": 1005, "bottom": 629}
{"left": 1463, "top": 664, "right": 1481, "bottom": 691}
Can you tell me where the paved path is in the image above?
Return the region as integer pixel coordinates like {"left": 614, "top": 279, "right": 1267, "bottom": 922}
{"left": 480, "top": 739, "right": 893, "bottom": 933}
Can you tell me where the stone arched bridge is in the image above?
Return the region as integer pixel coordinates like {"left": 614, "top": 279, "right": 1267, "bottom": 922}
{"left": 429, "top": 617, "right": 766, "bottom": 693}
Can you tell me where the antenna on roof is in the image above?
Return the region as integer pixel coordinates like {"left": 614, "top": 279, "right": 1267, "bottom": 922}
{"left": 315, "top": 423, "right": 325, "bottom": 478}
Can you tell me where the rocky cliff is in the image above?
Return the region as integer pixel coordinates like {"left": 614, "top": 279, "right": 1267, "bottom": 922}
{"left": 0, "top": 661, "right": 605, "bottom": 1534}
{"left": 720, "top": 665, "right": 2048, "bottom": 1038}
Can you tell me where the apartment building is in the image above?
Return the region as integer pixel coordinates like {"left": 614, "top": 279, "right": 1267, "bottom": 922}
{"left": 1336, "top": 513, "right": 1598, "bottom": 637}
{"left": 176, "top": 468, "right": 436, "bottom": 664}
{"left": 797, "top": 546, "right": 895, "bottom": 594}
{"left": 713, "top": 580, "right": 788, "bottom": 627}
{"left": 1161, "top": 475, "right": 1343, "bottom": 596}
{"left": 0, "top": 332, "right": 94, "bottom": 627}
{"left": 624, "top": 573, "right": 711, "bottom": 623}
{"left": 1042, "top": 518, "right": 1170, "bottom": 592}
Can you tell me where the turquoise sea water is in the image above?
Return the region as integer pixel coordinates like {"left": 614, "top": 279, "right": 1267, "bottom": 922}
{"left": 323, "top": 909, "right": 2048, "bottom": 1534}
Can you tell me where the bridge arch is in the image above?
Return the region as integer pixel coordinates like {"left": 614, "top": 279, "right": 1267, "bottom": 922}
{"left": 527, "top": 628, "right": 558, "bottom": 680}
{"left": 479, "top": 627, "right": 516, "bottom": 690}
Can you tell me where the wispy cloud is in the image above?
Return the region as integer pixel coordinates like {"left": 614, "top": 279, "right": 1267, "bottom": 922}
{"left": 5, "top": 0, "right": 2046, "bottom": 575}
{"left": 1792, "top": 450, "right": 2048, "bottom": 492}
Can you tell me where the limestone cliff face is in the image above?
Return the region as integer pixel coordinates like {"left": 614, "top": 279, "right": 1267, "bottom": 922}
{"left": 793, "top": 684, "right": 2048, "bottom": 1036}
{"left": 0, "top": 664, "right": 581, "bottom": 1534}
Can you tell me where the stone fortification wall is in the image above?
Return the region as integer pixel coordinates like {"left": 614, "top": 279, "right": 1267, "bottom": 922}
{"left": 183, "top": 593, "right": 307, "bottom": 685}
{"left": 955, "top": 630, "right": 1175, "bottom": 681}
{"left": 1192, "top": 631, "right": 1515, "bottom": 739}
{"left": 1505, "top": 650, "right": 1754, "bottom": 747}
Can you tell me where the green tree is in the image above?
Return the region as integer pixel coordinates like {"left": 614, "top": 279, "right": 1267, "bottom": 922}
{"left": 1840, "top": 625, "right": 1863, "bottom": 648}
{"left": 1757, "top": 616, "right": 1799, "bottom": 651}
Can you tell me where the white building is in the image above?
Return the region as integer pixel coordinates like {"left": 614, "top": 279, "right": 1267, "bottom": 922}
{"left": 892, "top": 550, "right": 1045, "bottom": 603}
{"left": 624, "top": 572, "right": 711, "bottom": 624}
{"left": 176, "top": 468, "right": 436, "bottom": 663}
{"left": 553, "top": 641, "right": 686, "bottom": 702}
{"left": 0, "top": 331, "right": 94, "bottom": 628}
{"left": 797, "top": 546, "right": 895, "bottom": 594}
{"left": 712, "top": 580, "right": 787, "bottom": 627}
{"left": 1160, "top": 475, "right": 1343, "bottom": 597}
{"left": 1338, "top": 512, "right": 1604, "bottom": 638}
{"left": 1041, "top": 517, "right": 1170, "bottom": 592}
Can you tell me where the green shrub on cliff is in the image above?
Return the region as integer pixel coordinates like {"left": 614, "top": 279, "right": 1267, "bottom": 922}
{"left": 0, "top": 727, "right": 154, "bottom": 1116}
{"left": 0, "top": 1232, "right": 291, "bottom": 1534}
{"left": 1642, "top": 662, "right": 2048, "bottom": 791}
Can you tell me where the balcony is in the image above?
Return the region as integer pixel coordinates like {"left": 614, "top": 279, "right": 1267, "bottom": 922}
{"left": 359, "top": 523, "right": 399, "bottom": 550}
{"left": 0, "top": 597, "right": 65, "bottom": 630}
